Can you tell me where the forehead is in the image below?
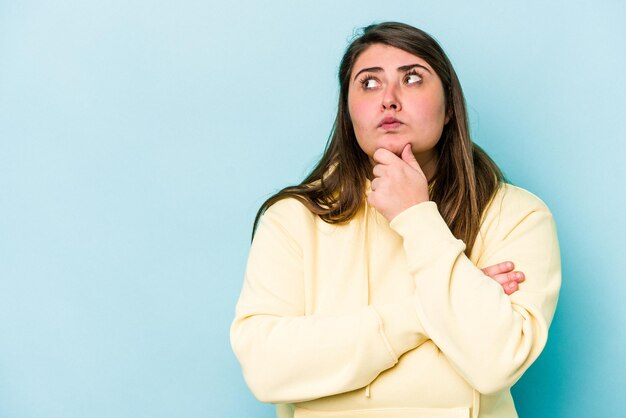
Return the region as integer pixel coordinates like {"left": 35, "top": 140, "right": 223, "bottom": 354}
{"left": 351, "top": 44, "right": 432, "bottom": 75}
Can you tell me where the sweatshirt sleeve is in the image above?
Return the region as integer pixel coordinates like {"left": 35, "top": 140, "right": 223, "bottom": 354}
{"left": 388, "top": 186, "right": 561, "bottom": 395}
{"left": 230, "top": 199, "right": 427, "bottom": 404}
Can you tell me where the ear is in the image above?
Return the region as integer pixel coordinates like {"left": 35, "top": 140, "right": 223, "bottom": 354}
{"left": 444, "top": 88, "right": 453, "bottom": 124}
{"left": 444, "top": 106, "right": 453, "bottom": 125}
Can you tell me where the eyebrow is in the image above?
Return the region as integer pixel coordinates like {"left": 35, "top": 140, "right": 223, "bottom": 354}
{"left": 353, "top": 63, "right": 432, "bottom": 81}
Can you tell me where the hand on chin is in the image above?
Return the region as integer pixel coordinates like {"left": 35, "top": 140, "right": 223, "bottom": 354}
{"left": 376, "top": 141, "right": 409, "bottom": 159}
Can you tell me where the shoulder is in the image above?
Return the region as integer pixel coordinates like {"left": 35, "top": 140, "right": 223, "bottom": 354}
{"left": 485, "top": 182, "right": 553, "bottom": 219}
{"left": 262, "top": 197, "right": 316, "bottom": 223}
{"left": 256, "top": 197, "right": 317, "bottom": 243}
{"left": 480, "top": 183, "right": 556, "bottom": 240}
{"left": 472, "top": 183, "right": 560, "bottom": 264}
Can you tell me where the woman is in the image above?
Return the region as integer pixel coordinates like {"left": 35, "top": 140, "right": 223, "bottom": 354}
{"left": 231, "top": 22, "right": 560, "bottom": 418}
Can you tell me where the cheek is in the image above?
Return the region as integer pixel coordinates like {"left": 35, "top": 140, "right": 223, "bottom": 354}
{"left": 348, "top": 98, "right": 375, "bottom": 153}
{"left": 413, "top": 95, "right": 447, "bottom": 126}
{"left": 348, "top": 99, "right": 370, "bottom": 130}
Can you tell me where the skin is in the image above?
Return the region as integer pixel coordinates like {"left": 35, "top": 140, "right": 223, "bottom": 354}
{"left": 348, "top": 44, "right": 448, "bottom": 182}
{"left": 348, "top": 44, "right": 525, "bottom": 295}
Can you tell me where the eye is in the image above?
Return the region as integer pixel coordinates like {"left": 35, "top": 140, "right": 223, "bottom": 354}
{"left": 404, "top": 70, "right": 423, "bottom": 85}
{"left": 359, "top": 76, "right": 380, "bottom": 90}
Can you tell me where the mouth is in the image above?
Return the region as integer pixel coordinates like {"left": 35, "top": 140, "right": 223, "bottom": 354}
{"left": 378, "top": 117, "right": 403, "bottom": 130}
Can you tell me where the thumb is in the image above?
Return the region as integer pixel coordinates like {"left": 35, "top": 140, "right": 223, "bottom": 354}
{"left": 401, "top": 143, "right": 420, "bottom": 170}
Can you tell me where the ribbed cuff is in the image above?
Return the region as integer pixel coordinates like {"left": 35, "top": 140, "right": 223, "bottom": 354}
{"left": 389, "top": 202, "right": 463, "bottom": 272}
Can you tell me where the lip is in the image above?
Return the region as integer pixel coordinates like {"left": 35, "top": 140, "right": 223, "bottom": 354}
{"left": 378, "top": 116, "right": 404, "bottom": 130}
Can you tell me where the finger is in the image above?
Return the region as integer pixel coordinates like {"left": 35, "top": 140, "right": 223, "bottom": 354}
{"left": 372, "top": 164, "right": 386, "bottom": 178}
{"left": 481, "top": 261, "right": 515, "bottom": 277}
{"left": 503, "top": 280, "right": 519, "bottom": 295}
{"left": 489, "top": 273, "right": 510, "bottom": 285}
{"left": 489, "top": 271, "right": 525, "bottom": 285}
{"left": 510, "top": 271, "right": 525, "bottom": 283}
{"left": 373, "top": 148, "right": 400, "bottom": 165}
{"left": 371, "top": 177, "right": 380, "bottom": 191}
{"left": 401, "top": 144, "right": 420, "bottom": 171}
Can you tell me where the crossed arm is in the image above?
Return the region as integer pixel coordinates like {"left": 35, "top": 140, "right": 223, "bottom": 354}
{"left": 232, "top": 146, "right": 558, "bottom": 403}
{"left": 231, "top": 191, "right": 560, "bottom": 402}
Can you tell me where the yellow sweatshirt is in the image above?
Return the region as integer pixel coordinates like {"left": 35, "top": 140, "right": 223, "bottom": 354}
{"left": 231, "top": 183, "right": 561, "bottom": 418}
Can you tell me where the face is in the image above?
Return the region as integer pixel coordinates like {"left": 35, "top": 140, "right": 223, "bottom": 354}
{"left": 347, "top": 44, "right": 449, "bottom": 166}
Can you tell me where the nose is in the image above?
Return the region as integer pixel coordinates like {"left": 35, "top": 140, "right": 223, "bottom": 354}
{"left": 381, "top": 83, "right": 401, "bottom": 111}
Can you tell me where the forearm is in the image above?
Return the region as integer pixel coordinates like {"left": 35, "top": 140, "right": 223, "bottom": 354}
{"left": 233, "top": 199, "right": 434, "bottom": 402}
{"left": 391, "top": 201, "right": 561, "bottom": 394}
{"left": 231, "top": 298, "right": 426, "bottom": 403}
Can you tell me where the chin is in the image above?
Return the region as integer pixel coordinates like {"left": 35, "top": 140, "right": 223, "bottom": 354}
{"left": 377, "top": 142, "right": 407, "bottom": 157}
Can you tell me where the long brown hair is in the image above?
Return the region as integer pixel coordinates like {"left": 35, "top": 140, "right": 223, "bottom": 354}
{"left": 253, "top": 22, "right": 505, "bottom": 255}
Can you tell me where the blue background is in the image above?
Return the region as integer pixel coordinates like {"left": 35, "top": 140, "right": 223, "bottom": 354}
{"left": 1, "top": 1, "right": 624, "bottom": 417}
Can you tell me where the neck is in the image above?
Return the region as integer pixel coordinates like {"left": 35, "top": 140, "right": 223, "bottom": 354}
{"left": 417, "top": 151, "right": 438, "bottom": 182}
